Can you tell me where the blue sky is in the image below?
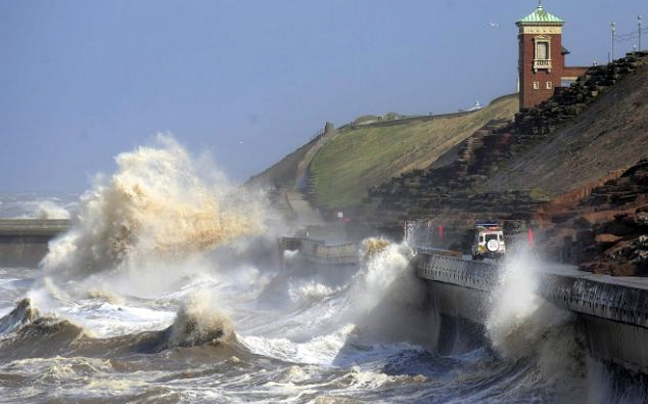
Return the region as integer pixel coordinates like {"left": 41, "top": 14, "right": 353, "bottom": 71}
{"left": 1, "top": 0, "right": 646, "bottom": 193}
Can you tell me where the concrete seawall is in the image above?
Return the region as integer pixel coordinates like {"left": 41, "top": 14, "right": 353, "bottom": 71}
{"left": 283, "top": 237, "right": 648, "bottom": 375}
{"left": 278, "top": 237, "right": 358, "bottom": 269}
{"left": 417, "top": 251, "right": 648, "bottom": 374}
{"left": 0, "top": 220, "right": 71, "bottom": 267}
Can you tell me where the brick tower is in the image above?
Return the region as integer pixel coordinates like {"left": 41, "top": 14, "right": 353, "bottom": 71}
{"left": 516, "top": 2, "right": 588, "bottom": 111}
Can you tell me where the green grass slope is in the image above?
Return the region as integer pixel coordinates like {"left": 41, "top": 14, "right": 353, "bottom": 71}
{"left": 311, "top": 95, "right": 519, "bottom": 208}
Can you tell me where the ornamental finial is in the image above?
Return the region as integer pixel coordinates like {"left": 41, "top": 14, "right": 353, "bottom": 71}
{"left": 538, "top": 0, "right": 543, "bottom": 8}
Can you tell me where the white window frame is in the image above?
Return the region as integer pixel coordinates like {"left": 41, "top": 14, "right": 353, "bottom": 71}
{"left": 533, "top": 35, "right": 553, "bottom": 72}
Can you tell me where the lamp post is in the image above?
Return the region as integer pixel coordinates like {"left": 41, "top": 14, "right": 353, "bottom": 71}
{"left": 611, "top": 21, "right": 617, "bottom": 62}
{"left": 640, "top": 15, "right": 643, "bottom": 51}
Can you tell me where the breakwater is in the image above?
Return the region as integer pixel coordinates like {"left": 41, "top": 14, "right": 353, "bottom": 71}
{"left": 0, "top": 219, "right": 71, "bottom": 267}
{"left": 283, "top": 237, "right": 648, "bottom": 375}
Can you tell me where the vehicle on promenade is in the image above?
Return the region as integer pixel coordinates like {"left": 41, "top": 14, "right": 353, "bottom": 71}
{"left": 471, "top": 221, "right": 506, "bottom": 260}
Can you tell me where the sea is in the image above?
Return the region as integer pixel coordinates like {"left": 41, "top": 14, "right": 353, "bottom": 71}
{"left": 0, "top": 135, "right": 643, "bottom": 403}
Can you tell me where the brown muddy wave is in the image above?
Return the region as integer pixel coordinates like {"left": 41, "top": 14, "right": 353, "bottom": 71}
{"left": 41, "top": 135, "right": 265, "bottom": 282}
{"left": 0, "top": 297, "right": 247, "bottom": 365}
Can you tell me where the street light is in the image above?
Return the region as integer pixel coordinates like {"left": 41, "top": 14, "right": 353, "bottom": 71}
{"left": 640, "top": 15, "right": 643, "bottom": 51}
{"left": 611, "top": 21, "right": 617, "bottom": 62}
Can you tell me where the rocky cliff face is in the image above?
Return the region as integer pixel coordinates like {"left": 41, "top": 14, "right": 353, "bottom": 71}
{"left": 550, "top": 160, "right": 648, "bottom": 276}
{"left": 487, "top": 52, "right": 648, "bottom": 195}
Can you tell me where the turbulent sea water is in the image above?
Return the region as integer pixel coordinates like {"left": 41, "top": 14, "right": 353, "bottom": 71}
{"left": 0, "top": 193, "right": 78, "bottom": 220}
{"left": 0, "top": 136, "right": 641, "bottom": 403}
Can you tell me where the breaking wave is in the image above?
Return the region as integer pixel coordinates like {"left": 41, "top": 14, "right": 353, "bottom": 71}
{"left": 0, "top": 195, "right": 77, "bottom": 219}
{"left": 0, "top": 294, "right": 241, "bottom": 363}
{"left": 31, "top": 201, "right": 71, "bottom": 220}
{"left": 352, "top": 240, "right": 423, "bottom": 313}
{"left": 0, "top": 299, "right": 39, "bottom": 335}
{"left": 288, "top": 281, "right": 342, "bottom": 304}
{"left": 40, "top": 135, "right": 266, "bottom": 285}
{"left": 0, "top": 302, "right": 87, "bottom": 363}
{"left": 360, "top": 237, "right": 392, "bottom": 260}
{"left": 349, "top": 240, "right": 429, "bottom": 345}
{"left": 168, "top": 291, "right": 236, "bottom": 348}
{"left": 485, "top": 247, "right": 587, "bottom": 400}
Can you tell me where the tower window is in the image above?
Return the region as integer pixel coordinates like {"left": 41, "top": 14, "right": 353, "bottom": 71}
{"left": 536, "top": 42, "right": 549, "bottom": 60}
{"left": 533, "top": 82, "right": 540, "bottom": 90}
{"left": 533, "top": 36, "right": 553, "bottom": 72}
{"left": 546, "top": 81, "right": 553, "bottom": 90}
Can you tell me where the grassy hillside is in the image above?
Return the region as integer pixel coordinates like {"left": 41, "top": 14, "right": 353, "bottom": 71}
{"left": 246, "top": 138, "right": 316, "bottom": 189}
{"left": 310, "top": 95, "right": 518, "bottom": 208}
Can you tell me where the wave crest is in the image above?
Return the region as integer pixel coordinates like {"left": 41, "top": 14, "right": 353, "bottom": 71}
{"left": 41, "top": 135, "right": 265, "bottom": 281}
{"left": 361, "top": 237, "right": 392, "bottom": 261}
{"left": 169, "top": 291, "right": 236, "bottom": 348}
{"left": 0, "top": 298, "right": 40, "bottom": 335}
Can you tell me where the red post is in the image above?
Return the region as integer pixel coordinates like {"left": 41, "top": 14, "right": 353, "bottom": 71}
{"left": 528, "top": 227, "right": 534, "bottom": 245}
{"left": 438, "top": 225, "right": 444, "bottom": 241}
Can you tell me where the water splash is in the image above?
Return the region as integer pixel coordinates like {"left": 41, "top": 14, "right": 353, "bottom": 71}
{"left": 0, "top": 195, "right": 77, "bottom": 219}
{"left": 353, "top": 240, "right": 422, "bottom": 312}
{"left": 360, "top": 237, "right": 391, "bottom": 261}
{"left": 349, "top": 240, "right": 429, "bottom": 344}
{"left": 486, "top": 249, "right": 544, "bottom": 356}
{"left": 40, "top": 134, "right": 265, "bottom": 284}
{"left": 288, "top": 281, "right": 341, "bottom": 304}
{"left": 169, "top": 290, "right": 235, "bottom": 347}
{"left": 32, "top": 201, "right": 71, "bottom": 220}
{"left": 485, "top": 247, "right": 587, "bottom": 399}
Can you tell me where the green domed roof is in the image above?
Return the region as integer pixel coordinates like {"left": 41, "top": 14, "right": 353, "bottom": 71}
{"left": 517, "top": 3, "right": 564, "bottom": 25}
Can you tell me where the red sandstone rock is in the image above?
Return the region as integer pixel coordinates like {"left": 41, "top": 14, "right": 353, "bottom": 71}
{"left": 596, "top": 234, "right": 623, "bottom": 244}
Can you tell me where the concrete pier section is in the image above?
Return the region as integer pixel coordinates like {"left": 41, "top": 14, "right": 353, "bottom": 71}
{"left": 416, "top": 251, "right": 648, "bottom": 374}
{"left": 0, "top": 219, "right": 71, "bottom": 267}
{"left": 277, "top": 236, "right": 358, "bottom": 270}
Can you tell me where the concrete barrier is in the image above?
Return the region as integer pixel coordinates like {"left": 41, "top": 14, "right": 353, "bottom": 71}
{"left": 0, "top": 220, "right": 71, "bottom": 267}
{"left": 415, "top": 249, "right": 648, "bottom": 374}
{"left": 277, "top": 237, "right": 359, "bottom": 269}
{"left": 298, "top": 239, "right": 359, "bottom": 266}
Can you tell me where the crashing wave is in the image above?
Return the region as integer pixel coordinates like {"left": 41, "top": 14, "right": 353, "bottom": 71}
{"left": 168, "top": 291, "right": 235, "bottom": 348}
{"left": 360, "top": 237, "right": 392, "bottom": 261}
{"left": 0, "top": 301, "right": 87, "bottom": 362}
{"left": 0, "top": 298, "right": 40, "bottom": 335}
{"left": 15, "top": 316, "right": 85, "bottom": 341}
{"left": 0, "top": 299, "right": 85, "bottom": 343}
{"left": 485, "top": 248, "right": 587, "bottom": 399}
{"left": 33, "top": 200, "right": 71, "bottom": 220}
{"left": 288, "top": 281, "right": 342, "bottom": 304}
{"left": 128, "top": 291, "right": 237, "bottom": 354}
{"left": 40, "top": 135, "right": 265, "bottom": 283}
